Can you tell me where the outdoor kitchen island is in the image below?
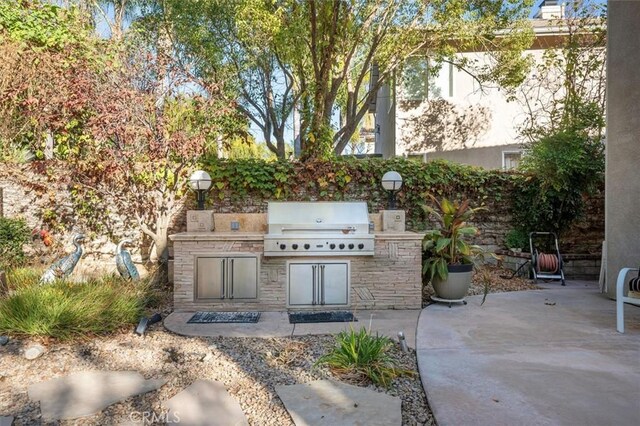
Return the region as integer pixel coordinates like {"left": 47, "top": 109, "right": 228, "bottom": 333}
{"left": 170, "top": 202, "right": 424, "bottom": 312}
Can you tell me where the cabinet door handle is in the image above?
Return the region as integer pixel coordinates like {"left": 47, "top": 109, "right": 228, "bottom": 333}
{"left": 230, "top": 259, "right": 234, "bottom": 299}
{"left": 312, "top": 265, "right": 317, "bottom": 305}
{"left": 320, "top": 265, "right": 325, "bottom": 305}
{"left": 221, "top": 259, "right": 226, "bottom": 299}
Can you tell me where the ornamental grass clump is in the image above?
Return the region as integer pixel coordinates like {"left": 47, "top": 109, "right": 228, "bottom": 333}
{"left": 0, "top": 271, "right": 153, "bottom": 340}
{"left": 315, "top": 327, "right": 411, "bottom": 387}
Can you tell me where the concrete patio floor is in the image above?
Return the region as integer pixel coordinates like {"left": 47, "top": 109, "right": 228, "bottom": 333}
{"left": 417, "top": 281, "right": 640, "bottom": 426}
{"left": 165, "top": 309, "right": 421, "bottom": 348}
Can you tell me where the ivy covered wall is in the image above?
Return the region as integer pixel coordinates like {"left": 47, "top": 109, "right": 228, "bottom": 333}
{"left": 199, "top": 158, "right": 603, "bottom": 254}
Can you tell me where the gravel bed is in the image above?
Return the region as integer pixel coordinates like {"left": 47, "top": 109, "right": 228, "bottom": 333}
{"left": 1, "top": 264, "right": 533, "bottom": 425}
{"left": 0, "top": 328, "right": 433, "bottom": 425}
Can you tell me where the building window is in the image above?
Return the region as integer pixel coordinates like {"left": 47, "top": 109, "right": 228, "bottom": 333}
{"left": 502, "top": 151, "right": 522, "bottom": 170}
{"left": 401, "top": 58, "right": 454, "bottom": 101}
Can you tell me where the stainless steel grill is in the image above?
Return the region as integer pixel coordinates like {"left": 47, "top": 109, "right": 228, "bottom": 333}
{"left": 264, "top": 202, "right": 374, "bottom": 256}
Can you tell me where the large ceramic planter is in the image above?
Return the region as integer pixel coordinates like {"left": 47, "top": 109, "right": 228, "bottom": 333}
{"left": 431, "top": 264, "right": 473, "bottom": 300}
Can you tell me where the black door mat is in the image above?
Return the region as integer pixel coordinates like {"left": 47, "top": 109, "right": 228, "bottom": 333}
{"left": 288, "top": 311, "right": 357, "bottom": 324}
{"left": 187, "top": 312, "right": 261, "bottom": 324}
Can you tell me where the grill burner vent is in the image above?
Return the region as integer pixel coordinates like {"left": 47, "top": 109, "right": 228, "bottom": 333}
{"left": 264, "top": 202, "right": 374, "bottom": 257}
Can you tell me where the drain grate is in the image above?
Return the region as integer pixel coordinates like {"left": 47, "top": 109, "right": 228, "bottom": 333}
{"left": 187, "top": 312, "right": 261, "bottom": 324}
{"left": 288, "top": 311, "right": 357, "bottom": 324}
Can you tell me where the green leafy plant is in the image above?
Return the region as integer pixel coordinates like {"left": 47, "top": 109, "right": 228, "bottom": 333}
{"left": 514, "top": 130, "right": 604, "bottom": 235}
{"left": 315, "top": 326, "right": 411, "bottom": 387}
{"left": 0, "top": 272, "right": 154, "bottom": 340}
{"left": 422, "top": 195, "right": 485, "bottom": 282}
{"left": 505, "top": 229, "right": 529, "bottom": 251}
{"left": 0, "top": 217, "right": 31, "bottom": 270}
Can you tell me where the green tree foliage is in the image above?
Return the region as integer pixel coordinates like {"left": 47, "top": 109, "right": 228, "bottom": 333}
{"left": 0, "top": 0, "right": 91, "bottom": 49}
{"left": 162, "top": 0, "right": 534, "bottom": 160}
{"left": 161, "top": 0, "right": 299, "bottom": 159}
{"left": 515, "top": 1, "right": 606, "bottom": 141}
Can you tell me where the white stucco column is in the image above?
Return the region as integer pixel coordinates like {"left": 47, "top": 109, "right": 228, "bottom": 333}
{"left": 605, "top": 0, "right": 640, "bottom": 298}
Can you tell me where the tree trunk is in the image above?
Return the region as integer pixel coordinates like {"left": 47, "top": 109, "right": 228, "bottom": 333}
{"left": 153, "top": 214, "right": 170, "bottom": 263}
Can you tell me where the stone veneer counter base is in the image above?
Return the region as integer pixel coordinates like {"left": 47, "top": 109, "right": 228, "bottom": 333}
{"left": 169, "top": 232, "right": 424, "bottom": 312}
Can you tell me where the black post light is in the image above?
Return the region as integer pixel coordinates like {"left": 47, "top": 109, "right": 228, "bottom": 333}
{"left": 381, "top": 170, "right": 403, "bottom": 209}
{"left": 189, "top": 170, "right": 212, "bottom": 210}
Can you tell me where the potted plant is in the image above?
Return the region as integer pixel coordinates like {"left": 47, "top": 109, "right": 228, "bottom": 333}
{"left": 422, "top": 195, "right": 485, "bottom": 301}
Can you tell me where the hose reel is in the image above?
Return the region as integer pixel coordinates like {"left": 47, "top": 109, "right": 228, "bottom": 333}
{"left": 530, "top": 232, "right": 565, "bottom": 285}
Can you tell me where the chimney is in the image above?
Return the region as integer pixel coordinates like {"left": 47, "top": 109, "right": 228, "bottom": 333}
{"left": 534, "top": 0, "right": 566, "bottom": 20}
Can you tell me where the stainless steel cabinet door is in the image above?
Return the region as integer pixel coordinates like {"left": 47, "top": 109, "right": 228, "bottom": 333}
{"left": 196, "top": 257, "right": 225, "bottom": 299}
{"left": 321, "top": 263, "right": 349, "bottom": 305}
{"left": 229, "top": 257, "right": 258, "bottom": 299}
{"left": 288, "top": 263, "right": 315, "bottom": 305}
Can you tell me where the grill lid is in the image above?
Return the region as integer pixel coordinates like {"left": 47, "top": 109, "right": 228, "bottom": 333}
{"left": 267, "top": 202, "right": 370, "bottom": 235}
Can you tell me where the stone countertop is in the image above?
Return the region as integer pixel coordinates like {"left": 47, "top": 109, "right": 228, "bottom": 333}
{"left": 169, "top": 231, "right": 424, "bottom": 241}
{"left": 169, "top": 232, "right": 265, "bottom": 241}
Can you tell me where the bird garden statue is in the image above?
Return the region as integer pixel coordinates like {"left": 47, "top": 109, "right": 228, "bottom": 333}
{"left": 116, "top": 239, "right": 140, "bottom": 281}
{"left": 40, "top": 233, "right": 85, "bottom": 284}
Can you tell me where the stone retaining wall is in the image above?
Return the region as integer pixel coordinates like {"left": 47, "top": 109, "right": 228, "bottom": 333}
{"left": 1, "top": 165, "right": 604, "bottom": 277}
{"left": 499, "top": 252, "right": 602, "bottom": 281}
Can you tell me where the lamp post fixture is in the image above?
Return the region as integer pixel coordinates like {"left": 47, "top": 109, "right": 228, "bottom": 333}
{"left": 381, "top": 171, "right": 403, "bottom": 209}
{"left": 189, "top": 170, "right": 212, "bottom": 210}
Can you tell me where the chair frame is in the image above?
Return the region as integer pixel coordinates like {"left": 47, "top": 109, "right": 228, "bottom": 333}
{"left": 616, "top": 267, "right": 640, "bottom": 333}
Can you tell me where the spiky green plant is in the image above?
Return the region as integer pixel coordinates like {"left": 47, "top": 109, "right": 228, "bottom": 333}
{"left": 0, "top": 272, "right": 154, "bottom": 340}
{"left": 315, "top": 327, "right": 411, "bottom": 387}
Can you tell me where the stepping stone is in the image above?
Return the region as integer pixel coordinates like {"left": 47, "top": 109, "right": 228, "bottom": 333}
{"left": 0, "top": 416, "right": 13, "bottom": 426}
{"left": 28, "top": 371, "right": 166, "bottom": 420}
{"left": 164, "top": 380, "right": 248, "bottom": 426}
{"left": 275, "top": 380, "right": 401, "bottom": 426}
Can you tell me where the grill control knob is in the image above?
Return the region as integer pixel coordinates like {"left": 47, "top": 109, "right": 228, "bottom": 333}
{"left": 339, "top": 243, "right": 345, "bottom": 249}
{"left": 358, "top": 243, "right": 364, "bottom": 249}
{"left": 279, "top": 244, "right": 286, "bottom": 250}
{"left": 330, "top": 243, "right": 336, "bottom": 249}
{"left": 292, "top": 244, "right": 298, "bottom": 250}
{"left": 348, "top": 243, "right": 355, "bottom": 249}
{"left": 304, "top": 244, "right": 310, "bottom": 250}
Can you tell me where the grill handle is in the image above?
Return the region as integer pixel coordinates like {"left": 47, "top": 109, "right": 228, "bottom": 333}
{"left": 221, "top": 259, "right": 226, "bottom": 299}
{"left": 312, "top": 265, "right": 317, "bottom": 305}
{"left": 230, "top": 259, "right": 234, "bottom": 299}
{"left": 320, "top": 265, "right": 325, "bottom": 305}
{"left": 279, "top": 226, "right": 357, "bottom": 233}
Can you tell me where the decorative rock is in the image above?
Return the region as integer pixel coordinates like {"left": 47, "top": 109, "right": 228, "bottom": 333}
{"left": 275, "top": 380, "right": 402, "bottom": 426}
{"left": 0, "top": 416, "right": 14, "bottom": 426}
{"left": 28, "top": 371, "right": 167, "bottom": 420}
{"left": 0, "top": 336, "right": 8, "bottom": 346}
{"left": 24, "top": 344, "right": 45, "bottom": 360}
{"left": 164, "top": 380, "right": 248, "bottom": 426}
